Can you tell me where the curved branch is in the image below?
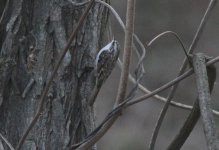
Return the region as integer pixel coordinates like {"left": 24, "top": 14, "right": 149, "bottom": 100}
{"left": 148, "top": 31, "right": 190, "bottom": 63}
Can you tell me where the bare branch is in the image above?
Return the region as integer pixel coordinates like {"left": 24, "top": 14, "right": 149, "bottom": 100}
{"left": 193, "top": 53, "right": 219, "bottom": 150}
{"left": 149, "top": 1, "right": 217, "bottom": 149}
{"left": 167, "top": 99, "right": 200, "bottom": 150}
{"left": 189, "top": 0, "right": 217, "bottom": 53}
{"left": 167, "top": 54, "right": 217, "bottom": 150}
{"left": 147, "top": 31, "right": 190, "bottom": 64}
{"left": 118, "top": 58, "right": 219, "bottom": 116}
{"left": 115, "top": 0, "right": 135, "bottom": 104}
{"left": 127, "top": 55, "right": 219, "bottom": 107}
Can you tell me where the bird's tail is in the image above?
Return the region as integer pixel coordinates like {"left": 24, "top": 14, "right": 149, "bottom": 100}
{"left": 88, "top": 86, "right": 100, "bottom": 106}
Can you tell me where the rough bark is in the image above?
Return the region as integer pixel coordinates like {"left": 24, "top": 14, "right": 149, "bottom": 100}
{"left": 0, "top": 0, "right": 7, "bottom": 15}
{"left": 0, "top": 0, "right": 108, "bottom": 149}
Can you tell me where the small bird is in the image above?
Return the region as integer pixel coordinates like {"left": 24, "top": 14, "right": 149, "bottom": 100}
{"left": 89, "top": 39, "right": 120, "bottom": 106}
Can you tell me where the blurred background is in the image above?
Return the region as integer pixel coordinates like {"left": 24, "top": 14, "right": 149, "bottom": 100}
{"left": 96, "top": 0, "right": 219, "bottom": 150}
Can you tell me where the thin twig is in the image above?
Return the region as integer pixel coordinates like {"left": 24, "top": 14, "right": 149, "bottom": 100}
{"left": 125, "top": 68, "right": 193, "bottom": 107}
{"left": 74, "top": 0, "right": 136, "bottom": 149}
{"left": 0, "top": 132, "right": 15, "bottom": 150}
{"left": 15, "top": 1, "right": 95, "bottom": 150}
{"left": 128, "top": 56, "right": 219, "bottom": 107}
{"left": 149, "top": 1, "right": 217, "bottom": 149}
{"left": 148, "top": 31, "right": 189, "bottom": 61}
{"left": 126, "top": 33, "right": 145, "bottom": 100}
{"left": 118, "top": 58, "right": 219, "bottom": 115}
{"left": 193, "top": 53, "right": 219, "bottom": 150}
{"left": 189, "top": 0, "right": 217, "bottom": 53}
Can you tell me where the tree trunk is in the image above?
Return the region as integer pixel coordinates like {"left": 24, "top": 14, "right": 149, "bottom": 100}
{"left": 0, "top": 0, "right": 108, "bottom": 149}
